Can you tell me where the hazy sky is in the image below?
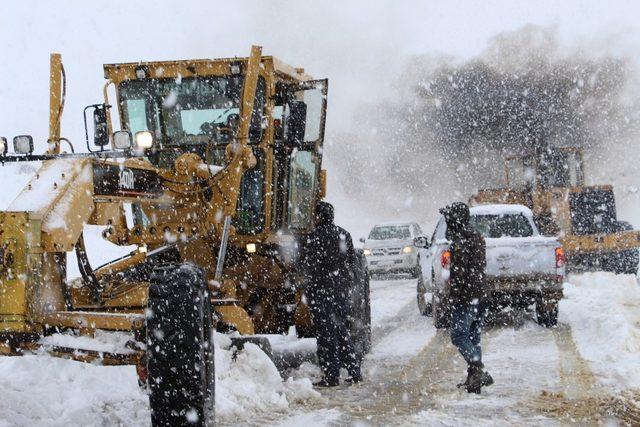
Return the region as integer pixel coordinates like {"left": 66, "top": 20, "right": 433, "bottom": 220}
{"left": 2, "top": 1, "right": 640, "bottom": 235}
{"left": 2, "top": 0, "right": 639, "bottom": 145}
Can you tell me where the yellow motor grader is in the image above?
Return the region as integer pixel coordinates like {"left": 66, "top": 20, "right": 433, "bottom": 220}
{"left": 470, "top": 145, "right": 640, "bottom": 274}
{"left": 0, "top": 46, "right": 371, "bottom": 426}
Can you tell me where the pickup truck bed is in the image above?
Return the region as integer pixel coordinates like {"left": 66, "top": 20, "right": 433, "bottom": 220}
{"left": 484, "top": 235, "right": 563, "bottom": 305}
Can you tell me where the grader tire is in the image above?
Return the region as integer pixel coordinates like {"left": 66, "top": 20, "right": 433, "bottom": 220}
{"left": 613, "top": 249, "right": 639, "bottom": 275}
{"left": 147, "top": 263, "right": 215, "bottom": 427}
{"left": 611, "top": 221, "right": 639, "bottom": 275}
{"left": 536, "top": 300, "right": 559, "bottom": 328}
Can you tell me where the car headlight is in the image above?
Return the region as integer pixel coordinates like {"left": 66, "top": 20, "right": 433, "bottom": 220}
{"left": 402, "top": 246, "right": 413, "bottom": 254}
{"left": 363, "top": 249, "right": 372, "bottom": 256}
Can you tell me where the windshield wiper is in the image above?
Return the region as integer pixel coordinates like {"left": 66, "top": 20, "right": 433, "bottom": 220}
{"left": 212, "top": 106, "right": 234, "bottom": 124}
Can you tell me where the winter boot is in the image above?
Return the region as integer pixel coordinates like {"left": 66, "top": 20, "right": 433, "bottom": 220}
{"left": 465, "top": 362, "right": 494, "bottom": 394}
{"left": 313, "top": 378, "right": 339, "bottom": 388}
{"left": 456, "top": 365, "right": 473, "bottom": 389}
{"left": 345, "top": 370, "right": 363, "bottom": 385}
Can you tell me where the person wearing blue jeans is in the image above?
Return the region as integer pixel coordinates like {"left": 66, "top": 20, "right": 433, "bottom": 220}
{"left": 451, "top": 302, "right": 484, "bottom": 366}
{"left": 441, "top": 202, "right": 493, "bottom": 394}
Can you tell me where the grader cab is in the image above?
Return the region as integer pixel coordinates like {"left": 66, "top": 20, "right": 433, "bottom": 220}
{"left": 0, "top": 46, "right": 371, "bottom": 426}
{"left": 471, "top": 146, "right": 640, "bottom": 274}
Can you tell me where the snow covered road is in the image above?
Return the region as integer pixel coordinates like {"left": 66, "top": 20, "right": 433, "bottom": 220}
{"left": 271, "top": 274, "right": 640, "bottom": 426}
{"left": 1, "top": 274, "right": 639, "bottom": 426}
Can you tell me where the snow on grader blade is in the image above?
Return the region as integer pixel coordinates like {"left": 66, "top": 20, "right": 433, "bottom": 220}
{"left": 470, "top": 145, "right": 640, "bottom": 274}
{"left": 0, "top": 45, "right": 371, "bottom": 426}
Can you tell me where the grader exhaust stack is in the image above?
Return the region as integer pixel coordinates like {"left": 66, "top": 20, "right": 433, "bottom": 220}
{"left": 48, "top": 53, "right": 64, "bottom": 154}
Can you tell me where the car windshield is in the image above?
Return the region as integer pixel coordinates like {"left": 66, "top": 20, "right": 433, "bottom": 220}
{"left": 470, "top": 214, "right": 533, "bottom": 238}
{"left": 368, "top": 225, "right": 411, "bottom": 240}
{"left": 118, "top": 75, "right": 266, "bottom": 151}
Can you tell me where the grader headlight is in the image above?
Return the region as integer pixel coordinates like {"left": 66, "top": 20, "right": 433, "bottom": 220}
{"left": 134, "top": 131, "right": 154, "bottom": 150}
{"left": 113, "top": 130, "right": 132, "bottom": 150}
{"left": 13, "top": 135, "right": 34, "bottom": 154}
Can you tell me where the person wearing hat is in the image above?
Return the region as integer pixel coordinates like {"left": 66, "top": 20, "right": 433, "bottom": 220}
{"left": 300, "top": 201, "right": 363, "bottom": 387}
{"left": 440, "top": 202, "right": 494, "bottom": 394}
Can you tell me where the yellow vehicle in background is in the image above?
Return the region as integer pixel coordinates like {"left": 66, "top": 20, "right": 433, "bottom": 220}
{"left": 471, "top": 145, "right": 640, "bottom": 274}
{"left": 0, "top": 46, "right": 370, "bottom": 426}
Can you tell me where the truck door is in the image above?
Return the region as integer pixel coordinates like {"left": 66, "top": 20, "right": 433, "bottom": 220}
{"left": 282, "top": 79, "right": 328, "bottom": 231}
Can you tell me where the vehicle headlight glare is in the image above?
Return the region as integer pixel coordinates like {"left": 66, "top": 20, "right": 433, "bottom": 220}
{"left": 246, "top": 243, "right": 257, "bottom": 253}
{"left": 402, "top": 246, "right": 413, "bottom": 254}
{"left": 135, "top": 131, "right": 154, "bottom": 149}
{"left": 363, "top": 249, "right": 371, "bottom": 256}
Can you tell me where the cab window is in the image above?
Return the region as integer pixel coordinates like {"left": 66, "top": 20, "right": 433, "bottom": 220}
{"left": 234, "top": 148, "right": 265, "bottom": 235}
{"left": 119, "top": 75, "right": 266, "bottom": 168}
{"left": 287, "top": 150, "right": 317, "bottom": 229}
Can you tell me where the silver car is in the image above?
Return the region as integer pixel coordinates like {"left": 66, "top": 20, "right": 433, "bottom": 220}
{"left": 361, "top": 222, "right": 423, "bottom": 278}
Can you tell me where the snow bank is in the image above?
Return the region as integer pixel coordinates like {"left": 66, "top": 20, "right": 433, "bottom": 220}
{"left": 0, "top": 355, "right": 147, "bottom": 427}
{"left": 0, "top": 333, "right": 319, "bottom": 426}
{"left": 276, "top": 408, "right": 343, "bottom": 426}
{"left": 560, "top": 272, "right": 640, "bottom": 390}
{"left": 215, "top": 334, "right": 320, "bottom": 421}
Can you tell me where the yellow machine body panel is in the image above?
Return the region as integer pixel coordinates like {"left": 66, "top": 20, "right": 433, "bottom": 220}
{"left": 0, "top": 45, "right": 330, "bottom": 341}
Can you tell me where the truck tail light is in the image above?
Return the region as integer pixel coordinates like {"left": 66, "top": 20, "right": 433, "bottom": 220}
{"left": 136, "top": 362, "right": 148, "bottom": 387}
{"left": 441, "top": 250, "right": 451, "bottom": 269}
{"left": 555, "top": 247, "right": 566, "bottom": 269}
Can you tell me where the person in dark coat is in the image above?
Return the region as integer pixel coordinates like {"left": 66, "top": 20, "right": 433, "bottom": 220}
{"left": 300, "top": 201, "right": 362, "bottom": 387}
{"left": 441, "top": 202, "right": 494, "bottom": 394}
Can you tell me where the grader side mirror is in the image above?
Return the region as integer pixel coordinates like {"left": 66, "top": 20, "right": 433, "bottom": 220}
{"left": 93, "top": 106, "right": 109, "bottom": 147}
{"left": 83, "top": 104, "right": 110, "bottom": 151}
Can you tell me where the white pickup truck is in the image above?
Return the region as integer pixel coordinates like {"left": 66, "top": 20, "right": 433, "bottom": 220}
{"left": 415, "top": 204, "right": 565, "bottom": 328}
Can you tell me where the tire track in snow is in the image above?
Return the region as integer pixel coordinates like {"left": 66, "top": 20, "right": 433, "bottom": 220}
{"left": 370, "top": 299, "right": 421, "bottom": 346}
{"left": 225, "top": 279, "right": 431, "bottom": 427}
{"left": 226, "top": 282, "right": 639, "bottom": 426}
{"left": 307, "top": 329, "right": 454, "bottom": 426}
{"left": 552, "top": 324, "right": 596, "bottom": 399}
{"left": 526, "top": 322, "right": 640, "bottom": 425}
{"left": 289, "top": 287, "right": 443, "bottom": 425}
{"left": 375, "top": 312, "right": 566, "bottom": 425}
